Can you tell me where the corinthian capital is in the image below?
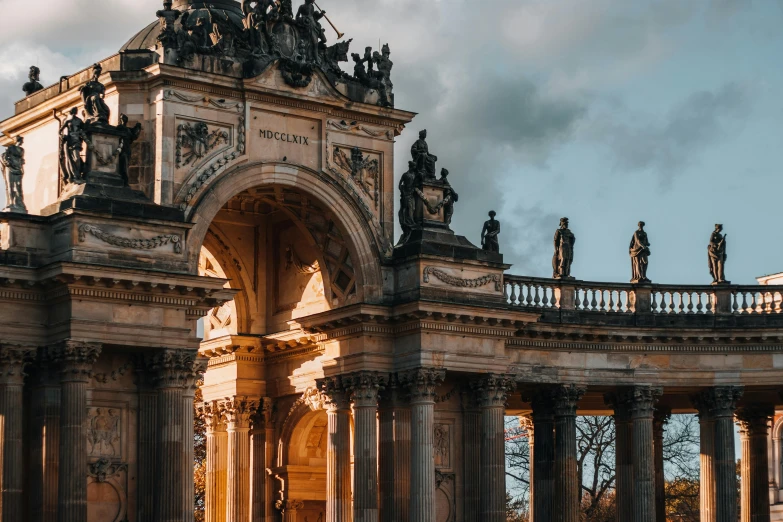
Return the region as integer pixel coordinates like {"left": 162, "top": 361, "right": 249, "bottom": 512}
{"left": 343, "top": 371, "right": 386, "bottom": 407}
{"left": 553, "top": 384, "right": 586, "bottom": 416}
{"left": 221, "top": 396, "right": 260, "bottom": 429}
{"left": 51, "top": 340, "right": 102, "bottom": 381}
{"left": 735, "top": 405, "right": 774, "bottom": 436}
{"left": 470, "top": 374, "right": 516, "bottom": 408}
{"left": 198, "top": 400, "right": 226, "bottom": 433}
{"left": 317, "top": 376, "right": 351, "bottom": 411}
{"left": 0, "top": 344, "right": 35, "bottom": 384}
{"left": 400, "top": 367, "right": 446, "bottom": 403}
{"left": 145, "top": 349, "right": 198, "bottom": 388}
{"left": 693, "top": 386, "right": 743, "bottom": 418}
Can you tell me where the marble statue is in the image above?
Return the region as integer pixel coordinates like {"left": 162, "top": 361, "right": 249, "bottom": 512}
{"left": 411, "top": 130, "right": 437, "bottom": 181}
{"left": 22, "top": 66, "right": 44, "bottom": 97}
{"left": 440, "top": 168, "right": 458, "bottom": 226}
{"left": 398, "top": 160, "right": 417, "bottom": 243}
{"left": 553, "top": 217, "right": 575, "bottom": 279}
{"left": 1, "top": 137, "right": 27, "bottom": 213}
{"left": 629, "top": 221, "right": 651, "bottom": 283}
{"left": 481, "top": 211, "right": 501, "bottom": 253}
{"left": 708, "top": 224, "right": 729, "bottom": 284}
{"left": 57, "top": 108, "right": 88, "bottom": 185}
{"left": 118, "top": 114, "right": 142, "bottom": 186}
{"left": 80, "top": 64, "right": 111, "bottom": 124}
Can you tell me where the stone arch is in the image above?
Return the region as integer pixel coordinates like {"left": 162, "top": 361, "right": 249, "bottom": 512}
{"left": 277, "top": 389, "right": 328, "bottom": 467}
{"left": 773, "top": 415, "right": 783, "bottom": 440}
{"left": 186, "top": 162, "right": 385, "bottom": 304}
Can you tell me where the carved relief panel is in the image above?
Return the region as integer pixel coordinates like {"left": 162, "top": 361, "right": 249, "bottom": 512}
{"left": 331, "top": 145, "right": 381, "bottom": 210}
{"left": 86, "top": 404, "right": 128, "bottom": 522}
{"left": 87, "top": 407, "right": 122, "bottom": 458}
{"left": 175, "top": 119, "right": 232, "bottom": 169}
{"left": 434, "top": 423, "right": 451, "bottom": 469}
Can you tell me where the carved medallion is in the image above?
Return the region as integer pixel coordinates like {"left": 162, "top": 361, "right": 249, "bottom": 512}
{"left": 273, "top": 23, "right": 299, "bottom": 58}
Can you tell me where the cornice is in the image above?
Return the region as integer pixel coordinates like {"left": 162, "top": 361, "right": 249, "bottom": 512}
{"left": 508, "top": 337, "right": 783, "bottom": 353}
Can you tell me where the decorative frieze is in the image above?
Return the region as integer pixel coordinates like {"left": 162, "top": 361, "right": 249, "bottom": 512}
{"left": 78, "top": 224, "right": 183, "bottom": 254}
{"left": 423, "top": 266, "right": 502, "bottom": 292}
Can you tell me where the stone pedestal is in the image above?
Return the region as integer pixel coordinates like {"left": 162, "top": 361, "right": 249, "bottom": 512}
{"left": 472, "top": 375, "right": 515, "bottom": 522}
{"left": 736, "top": 406, "right": 774, "bottom": 522}
{"left": 0, "top": 345, "right": 34, "bottom": 522}
{"left": 53, "top": 341, "right": 101, "bottom": 522}
{"left": 531, "top": 389, "right": 556, "bottom": 522}
{"left": 403, "top": 369, "right": 445, "bottom": 522}
{"left": 225, "top": 398, "right": 258, "bottom": 522}
{"left": 346, "top": 372, "right": 384, "bottom": 522}
{"left": 553, "top": 385, "right": 585, "bottom": 522}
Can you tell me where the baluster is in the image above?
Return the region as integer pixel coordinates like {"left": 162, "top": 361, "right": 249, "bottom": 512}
{"left": 676, "top": 291, "right": 684, "bottom": 314}
{"left": 533, "top": 285, "right": 541, "bottom": 307}
{"left": 507, "top": 282, "right": 514, "bottom": 305}
{"left": 767, "top": 292, "right": 774, "bottom": 313}
{"left": 686, "top": 292, "right": 694, "bottom": 314}
{"left": 541, "top": 287, "right": 550, "bottom": 308}
{"left": 695, "top": 293, "right": 704, "bottom": 314}
{"left": 740, "top": 291, "right": 749, "bottom": 314}
{"left": 607, "top": 290, "right": 616, "bottom": 312}
{"left": 589, "top": 289, "right": 597, "bottom": 311}
{"left": 649, "top": 291, "right": 657, "bottom": 313}
{"left": 621, "top": 291, "right": 629, "bottom": 312}
{"left": 581, "top": 288, "right": 589, "bottom": 310}
{"left": 776, "top": 292, "right": 782, "bottom": 313}
{"left": 525, "top": 284, "right": 534, "bottom": 306}
{"left": 750, "top": 292, "right": 758, "bottom": 313}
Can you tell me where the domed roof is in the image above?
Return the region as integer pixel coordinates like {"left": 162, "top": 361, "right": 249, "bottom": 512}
{"left": 121, "top": 0, "right": 245, "bottom": 52}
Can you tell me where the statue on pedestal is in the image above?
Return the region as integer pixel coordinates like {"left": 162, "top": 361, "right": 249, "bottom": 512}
{"left": 1, "top": 137, "right": 27, "bottom": 213}
{"left": 411, "top": 130, "right": 437, "bottom": 181}
{"left": 481, "top": 211, "right": 500, "bottom": 253}
{"left": 156, "top": 0, "right": 182, "bottom": 48}
{"left": 708, "top": 224, "right": 729, "bottom": 284}
{"left": 439, "top": 168, "right": 458, "bottom": 226}
{"left": 398, "top": 160, "right": 417, "bottom": 244}
{"left": 629, "top": 221, "right": 651, "bottom": 283}
{"left": 80, "top": 64, "right": 111, "bottom": 124}
{"left": 57, "top": 108, "right": 88, "bottom": 185}
{"left": 22, "top": 66, "right": 44, "bottom": 97}
{"left": 118, "top": 114, "right": 142, "bottom": 186}
{"left": 553, "top": 217, "right": 575, "bottom": 279}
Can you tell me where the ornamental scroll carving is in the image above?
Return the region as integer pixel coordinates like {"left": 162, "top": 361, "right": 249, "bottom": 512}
{"left": 78, "top": 224, "right": 182, "bottom": 254}
{"left": 422, "top": 266, "right": 502, "bottom": 292}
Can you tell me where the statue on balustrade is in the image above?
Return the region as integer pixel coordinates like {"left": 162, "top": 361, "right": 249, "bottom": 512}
{"left": 375, "top": 44, "right": 393, "bottom": 95}
{"left": 398, "top": 160, "right": 417, "bottom": 244}
{"left": 708, "top": 224, "right": 729, "bottom": 284}
{"left": 118, "top": 114, "right": 142, "bottom": 186}
{"left": 553, "top": 217, "right": 575, "bottom": 279}
{"left": 482, "top": 211, "right": 501, "bottom": 253}
{"left": 56, "top": 108, "right": 88, "bottom": 185}
{"left": 296, "top": 0, "right": 327, "bottom": 64}
{"left": 80, "top": 64, "right": 111, "bottom": 124}
{"left": 1, "top": 137, "right": 27, "bottom": 213}
{"left": 411, "top": 129, "right": 438, "bottom": 181}
{"left": 440, "top": 168, "right": 459, "bottom": 226}
{"left": 22, "top": 66, "right": 44, "bottom": 97}
{"left": 629, "top": 221, "right": 651, "bottom": 283}
{"left": 156, "top": 0, "right": 181, "bottom": 48}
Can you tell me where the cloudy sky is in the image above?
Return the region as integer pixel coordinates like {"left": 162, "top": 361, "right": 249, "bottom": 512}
{"left": 2, "top": 0, "right": 783, "bottom": 285}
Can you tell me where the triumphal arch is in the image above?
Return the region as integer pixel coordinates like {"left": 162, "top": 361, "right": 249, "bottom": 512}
{"left": 1, "top": 1, "right": 783, "bottom": 522}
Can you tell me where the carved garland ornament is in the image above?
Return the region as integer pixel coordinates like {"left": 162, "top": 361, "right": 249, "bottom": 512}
{"left": 326, "top": 119, "right": 395, "bottom": 141}
{"left": 423, "top": 266, "right": 502, "bottom": 292}
{"left": 78, "top": 224, "right": 182, "bottom": 254}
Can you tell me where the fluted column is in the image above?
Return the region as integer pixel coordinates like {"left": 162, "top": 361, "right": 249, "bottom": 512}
{"left": 519, "top": 416, "right": 535, "bottom": 522}
{"left": 264, "top": 403, "right": 276, "bottom": 522}
{"left": 653, "top": 407, "right": 671, "bottom": 522}
{"left": 346, "top": 371, "right": 385, "bottom": 522}
{"left": 394, "top": 393, "right": 411, "bottom": 522}
{"left": 605, "top": 391, "right": 633, "bottom": 522}
{"left": 402, "top": 368, "right": 446, "bottom": 522}
{"left": 0, "top": 345, "right": 34, "bottom": 522}
{"left": 630, "top": 387, "right": 662, "bottom": 522}
{"left": 53, "top": 341, "right": 101, "bottom": 522}
{"left": 136, "top": 361, "right": 158, "bottom": 522}
{"left": 148, "top": 349, "right": 197, "bottom": 522}
{"left": 224, "top": 397, "right": 258, "bottom": 522}
{"left": 461, "top": 390, "right": 481, "bottom": 522}
{"left": 377, "top": 374, "right": 411, "bottom": 522}
{"left": 201, "top": 401, "right": 228, "bottom": 522}
{"left": 736, "top": 406, "right": 773, "bottom": 522}
{"left": 251, "top": 398, "right": 273, "bottom": 522}
{"left": 28, "top": 347, "right": 60, "bottom": 522}
{"left": 696, "top": 386, "right": 743, "bottom": 522}
{"left": 530, "top": 388, "right": 556, "bottom": 522}
{"left": 694, "top": 393, "right": 717, "bottom": 522}
{"left": 184, "top": 359, "right": 207, "bottom": 522}
{"left": 553, "top": 385, "right": 585, "bottom": 522}
{"left": 472, "top": 374, "right": 515, "bottom": 522}
{"left": 319, "top": 378, "right": 352, "bottom": 522}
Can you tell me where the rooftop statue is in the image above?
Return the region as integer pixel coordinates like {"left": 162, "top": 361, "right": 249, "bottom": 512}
{"left": 482, "top": 211, "right": 500, "bottom": 253}
{"left": 156, "top": 0, "right": 181, "bottom": 48}
{"left": 56, "top": 108, "right": 88, "bottom": 185}
{"left": 80, "top": 64, "right": 111, "bottom": 124}
{"left": 411, "top": 130, "right": 438, "bottom": 182}
{"left": 1, "top": 137, "right": 27, "bottom": 214}
{"left": 553, "top": 217, "right": 575, "bottom": 279}
{"left": 708, "top": 224, "right": 729, "bottom": 285}
{"left": 22, "top": 66, "right": 44, "bottom": 97}
{"left": 629, "top": 221, "right": 651, "bottom": 283}
{"left": 398, "top": 160, "right": 417, "bottom": 244}
{"left": 296, "top": 0, "right": 327, "bottom": 65}
{"left": 118, "top": 114, "right": 142, "bottom": 187}
{"left": 439, "top": 168, "right": 458, "bottom": 226}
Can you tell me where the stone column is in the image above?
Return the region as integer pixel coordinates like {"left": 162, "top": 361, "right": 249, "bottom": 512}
{"left": 264, "top": 403, "right": 276, "bottom": 522}
{"left": 530, "top": 388, "right": 556, "bottom": 522}
{"left": 519, "top": 416, "right": 535, "bottom": 522}
{"left": 653, "top": 407, "right": 671, "bottom": 522}
{"left": 277, "top": 499, "right": 304, "bottom": 522}
{"left": 148, "top": 349, "right": 197, "bottom": 522}
{"left": 736, "top": 406, "right": 774, "bottom": 522}
{"left": 224, "top": 397, "right": 258, "bottom": 522}
{"left": 53, "top": 340, "right": 101, "bottom": 522}
{"left": 553, "top": 384, "right": 585, "bottom": 522}
{"left": 461, "top": 390, "right": 481, "bottom": 522}
{"left": 136, "top": 362, "right": 158, "bottom": 522}
{"left": 379, "top": 381, "right": 395, "bottom": 522}
{"left": 629, "top": 387, "right": 662, "bottom": 522}
{"left": 201, "top": 401, "right": 228, "bottom": 522}
{"left": 251, "top": 398, "right": 272, "bottom": 522}
{"left": 184, "top": 359, "right": 207, "bottom": 522}
{"left": 346, "top": 371, "right": 385, "bottom": 522}
{"left": 0, "top": 345, "right": 34, "bottom": 522}
{"left": 394, "top": 393, "right": 412, "bottom": 522}
{"left": 403, "top": 368, "right": 446, "bottom": 522}
{"left": 472, "top": 374, "right": 515, "bottom": 522}
{"left": 605, "top": 391, "right": 634, "bottom": 522}
{"left": 319, "top": 378, "right": 352, "bottom": 522}
{"left": 28, "top": 348, "right": 60, "bottom": 522}
{"left": 378, "top": 375, "right": 411, "bottom": 522}
{"left": 696, "top": 386, "right": 743, "bottom": 522}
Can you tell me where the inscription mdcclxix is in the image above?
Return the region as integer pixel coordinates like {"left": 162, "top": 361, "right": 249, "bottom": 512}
{"left": 260, "top": 130, "right": 311, "bottom": 145}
